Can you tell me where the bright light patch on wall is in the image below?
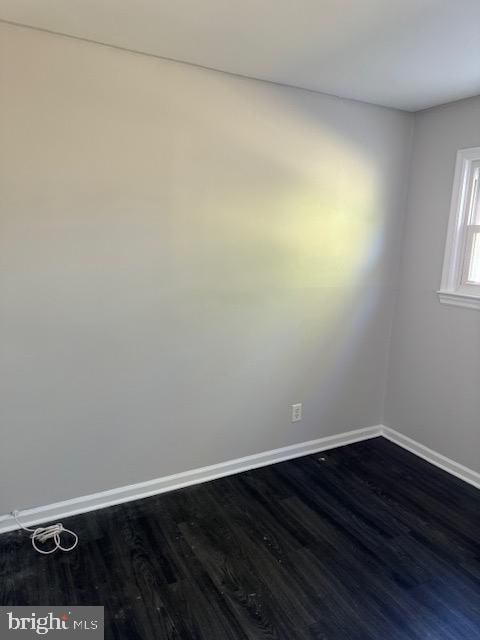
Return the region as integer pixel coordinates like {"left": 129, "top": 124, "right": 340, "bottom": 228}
{"left": 172, "top": 113, "right": 380, "bottom": 296}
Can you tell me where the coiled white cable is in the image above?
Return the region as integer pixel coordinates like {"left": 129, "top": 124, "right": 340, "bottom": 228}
{"left": 12, "top": 510, "right": 78, "bottom": 555}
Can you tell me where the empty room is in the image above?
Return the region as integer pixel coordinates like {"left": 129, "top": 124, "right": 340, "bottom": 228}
{"left": 1, "top": 1, "right": 479, "bottom": 638}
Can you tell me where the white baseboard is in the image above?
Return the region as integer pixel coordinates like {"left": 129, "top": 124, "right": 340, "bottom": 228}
{"left": 2, "top": 424, "right": 478, "bottom": 535}
{"left": 381, "top": 425, "right": 480, "bottom": 491}
{"left": 0, "top": 425, "right": 382, "bottom": 534}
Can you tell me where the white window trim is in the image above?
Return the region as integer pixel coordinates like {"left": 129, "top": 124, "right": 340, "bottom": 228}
{"left": 438, "top": 147, "right": 480, "bottom": 310}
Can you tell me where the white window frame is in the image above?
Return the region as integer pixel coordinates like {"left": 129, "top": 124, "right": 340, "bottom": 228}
{"left": 438, "top": 147, "right": 480, "bottom": 310}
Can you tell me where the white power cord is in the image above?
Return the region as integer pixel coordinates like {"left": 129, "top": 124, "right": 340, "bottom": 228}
{"left": 12, "top": 510, "right": 78, "bottom": 555}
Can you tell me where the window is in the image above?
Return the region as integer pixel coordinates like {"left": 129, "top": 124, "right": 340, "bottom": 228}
{"left": 438, "top": 147, "right": 480, "bottom": 310}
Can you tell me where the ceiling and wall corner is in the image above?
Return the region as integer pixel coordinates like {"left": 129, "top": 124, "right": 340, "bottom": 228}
{"left": 0, "top": 0, "right": 479, "bottom": 111}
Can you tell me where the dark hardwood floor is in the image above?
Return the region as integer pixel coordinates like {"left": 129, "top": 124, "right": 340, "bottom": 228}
{"left": 1, "top": 437, "right": 480, "bottom": 639}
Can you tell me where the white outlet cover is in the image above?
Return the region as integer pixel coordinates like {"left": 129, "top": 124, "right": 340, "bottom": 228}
{"left": 291, "top": 403, "right": 302, "bottom": 422}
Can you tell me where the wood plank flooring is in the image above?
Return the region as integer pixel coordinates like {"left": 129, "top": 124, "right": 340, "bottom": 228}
{"left": 1, "top": 437, "right": 480, "bottom": 639}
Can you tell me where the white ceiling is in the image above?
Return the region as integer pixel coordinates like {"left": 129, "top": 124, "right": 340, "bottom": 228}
{"left": 1, "top": 0, "right": 479, "bottom": 111}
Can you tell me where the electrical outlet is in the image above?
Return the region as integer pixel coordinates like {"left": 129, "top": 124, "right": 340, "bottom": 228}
{"left": 291, "top": 403, "right": 302, "bottom": 422}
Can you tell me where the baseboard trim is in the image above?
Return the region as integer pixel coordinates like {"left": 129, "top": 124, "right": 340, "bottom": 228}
{"left": 381, "top": 426, "right": 480, "bottom": 490}
{"left": 0, "top": 425, "right": 382, "bottom": 534}
{"left": 3, "top": 424, "right": 478, "bottom": 535}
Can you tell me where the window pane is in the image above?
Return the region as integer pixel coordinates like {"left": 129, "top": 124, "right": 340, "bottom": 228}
{"left": 468, "top": 231, "right": 480, "bottom": 284}
{"left": 472, "top": 173, "right": 480, "bottom": 225}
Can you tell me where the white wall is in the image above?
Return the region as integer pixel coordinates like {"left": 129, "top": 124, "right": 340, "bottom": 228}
{"left": 385, "top": 96, "right": 480, "bottom": 472}
{"left": 0, "top": 23, "right": 413, "bottom": 513}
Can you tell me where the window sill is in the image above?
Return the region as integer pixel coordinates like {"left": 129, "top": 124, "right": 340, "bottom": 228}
{"left": 437, "top": 290, "right": 480, "bottom": 310}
